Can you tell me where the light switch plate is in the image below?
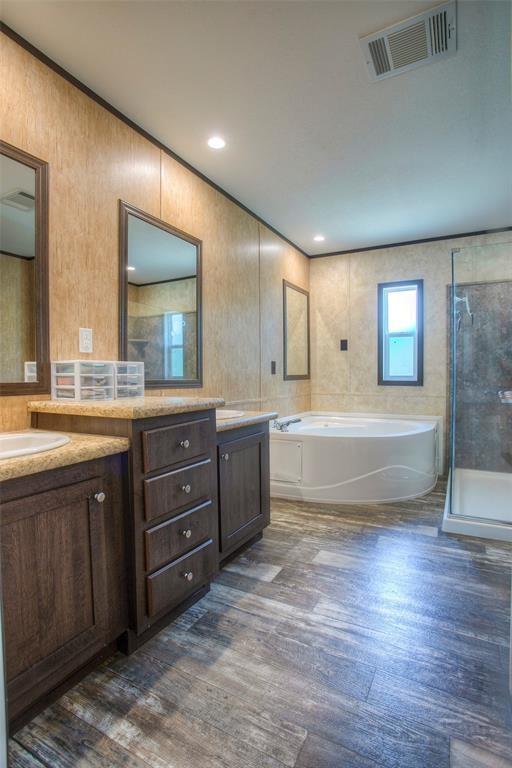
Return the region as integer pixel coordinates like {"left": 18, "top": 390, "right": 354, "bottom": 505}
{"left": 79, "top": 328, "right": 93, "bottom": 353}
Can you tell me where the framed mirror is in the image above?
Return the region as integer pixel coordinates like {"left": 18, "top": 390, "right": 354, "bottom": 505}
{"left": 283, "top": 279, "right": 310, "bottom": 380}
{"left": 0, "top": 141, "right": 49, "bottom": 395}
{"left": 119, "top": 201, "right": 202, "bottom": 388}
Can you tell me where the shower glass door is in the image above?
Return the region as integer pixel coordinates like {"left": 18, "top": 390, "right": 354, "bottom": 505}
{"left": 447, "top": 240, "right": 512, "bottom": 539}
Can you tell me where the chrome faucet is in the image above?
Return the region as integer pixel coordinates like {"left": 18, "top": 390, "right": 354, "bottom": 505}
{"left": 273, "top": 417, "right": 302, "bottom": 432}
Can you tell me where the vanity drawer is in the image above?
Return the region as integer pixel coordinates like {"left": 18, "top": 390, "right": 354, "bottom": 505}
{"left": 146, "top": 539, "right": 216, "bottom": 618}
{"left": 143, "top": 459, "right": 211, "bottom": 522}
{"left": 141, "top": 417, "right": 211, "bottom": 473}
{"left": 144, "top": 500, "right": 213, "bottom": 572}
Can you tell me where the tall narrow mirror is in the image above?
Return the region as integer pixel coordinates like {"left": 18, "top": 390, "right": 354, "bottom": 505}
{"left": 0, "top": 142, "right": 49, "bottom": 395}
{"left": 119, "top": 202, "right": 202, "bottom": 388}
{"left": 283, "top": 280, "right": 310, "bottom": 380}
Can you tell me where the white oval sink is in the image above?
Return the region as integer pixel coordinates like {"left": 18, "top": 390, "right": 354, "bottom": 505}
{"left": 216, "top": 409, "right": 245, "bottom": 420}
{"left": 0, "top": 431, "right": 70, "bottom": 460}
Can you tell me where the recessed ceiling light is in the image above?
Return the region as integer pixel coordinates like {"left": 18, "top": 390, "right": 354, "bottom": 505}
{"left": 127, "top": 266, "right": 135, "bottom": 271}
{"left": 207, "top": 136, "right": 226, "bottom": 149}
{"left": 313, "top": 235, "right": 325, "bottom": 242}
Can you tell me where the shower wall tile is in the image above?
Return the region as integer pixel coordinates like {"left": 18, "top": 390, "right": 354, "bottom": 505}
{"left": 454, "top": 279, "right": 512, "bottom": 473}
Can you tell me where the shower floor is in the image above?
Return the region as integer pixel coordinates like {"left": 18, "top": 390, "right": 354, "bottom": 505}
{"left": 443, "top": 468, "right": 512, "bottom": 541}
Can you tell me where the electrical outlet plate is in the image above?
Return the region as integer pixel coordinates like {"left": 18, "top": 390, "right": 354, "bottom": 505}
{"left": 79, "top": 328, "right": 93, "bottom": 353}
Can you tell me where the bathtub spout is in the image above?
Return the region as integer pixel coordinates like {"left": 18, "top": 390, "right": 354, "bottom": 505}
{"left": 275, "top": 417, "right": 302, "bottom": 432}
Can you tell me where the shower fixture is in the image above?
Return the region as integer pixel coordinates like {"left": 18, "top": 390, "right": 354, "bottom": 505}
{"left": 455, "top": 294, "right": 474, "bottom": 325}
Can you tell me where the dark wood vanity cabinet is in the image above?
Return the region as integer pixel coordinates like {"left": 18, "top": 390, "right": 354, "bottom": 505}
{"left": 1, "top": 454, "right": 128, "bottom": 728}
{"left": 32, "top": 408, "right": 219, "bottom": 648}
{"left": 125, "top": 410, "right": 219, "bottom": 646}
{"left": 217, "top": 422, "right": 270, "bottom": 561}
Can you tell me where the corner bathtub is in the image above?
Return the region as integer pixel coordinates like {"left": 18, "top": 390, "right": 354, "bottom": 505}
{"left": 270, "top": 413, "right": 439, "bottom": 504}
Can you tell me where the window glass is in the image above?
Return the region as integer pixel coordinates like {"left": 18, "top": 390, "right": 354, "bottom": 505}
{"left": 388, "top": 336, "right": 415, "bottom": 377}
{"left": 378, "top": 280, "right": 423, "bottom": 385}
{"left": 387, "top": 289, "right": 417, "bottom": 332}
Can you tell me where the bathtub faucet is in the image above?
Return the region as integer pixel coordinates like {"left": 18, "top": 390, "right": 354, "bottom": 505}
{"left": 274, "top": 417, "right": 302, "bottom": 432}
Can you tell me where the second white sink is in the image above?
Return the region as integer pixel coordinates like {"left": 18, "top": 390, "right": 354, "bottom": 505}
{"left": 0, "top": 431, "right": 70, "bottom": 460}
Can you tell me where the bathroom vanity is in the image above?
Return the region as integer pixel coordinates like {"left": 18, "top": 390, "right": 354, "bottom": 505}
{"left": 28, "top": 397, "right": 223, "bottom": 652}
{"left": 0, "top": 398, "right": 276, "bottom": 729}
{"left": 0, "top": 434, "right": 130, "bottom": 729}
{"left": 216, "top": 414, "right": 274, "bottom": 562}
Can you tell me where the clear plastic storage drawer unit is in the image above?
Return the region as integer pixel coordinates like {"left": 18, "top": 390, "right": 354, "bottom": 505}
{"left": 114, "top": 361, "right": 145, "bottom": 398}
{"left": 51, "top": 361, "right": 115, "bottom": 401}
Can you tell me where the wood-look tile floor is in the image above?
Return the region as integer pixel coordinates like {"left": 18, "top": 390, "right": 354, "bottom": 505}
{"left": 9, "top": 482, "right": 512, "bottom": 768}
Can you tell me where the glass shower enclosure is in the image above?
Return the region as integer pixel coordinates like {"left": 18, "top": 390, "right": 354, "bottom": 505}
{"left": 443, "top": 240, "right": 512, "bottom": 541}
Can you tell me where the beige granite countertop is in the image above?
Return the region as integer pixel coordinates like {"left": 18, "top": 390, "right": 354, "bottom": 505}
{"left": 216, "top": 411, "right": 278, "bottom": 432}
{"left": 0, "top": 430, "right": 130, "bottom": 482}
{"left": 28, "top": 396, "right": 225, "bottom": 420}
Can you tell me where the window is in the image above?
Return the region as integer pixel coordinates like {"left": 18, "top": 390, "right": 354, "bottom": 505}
{"left": 378, "top": 279, "right": 423, "bottom": 385}
{"left": 164, "top": 312, "right": 185, "bottom": 378}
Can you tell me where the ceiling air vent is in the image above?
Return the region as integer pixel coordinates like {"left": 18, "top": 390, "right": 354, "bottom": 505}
{"left": 0, "top": 189, "right": 35, "bottom": 212}
{"left": 360, "top": 1, "right": 456, "bottom": 82}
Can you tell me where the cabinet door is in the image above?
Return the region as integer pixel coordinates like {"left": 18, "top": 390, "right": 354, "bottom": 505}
{"left": 218, "top": 431, "right": 269, "bottom": 554}
{"left": 1, "top": 477, "right": 108, "bottom": 720}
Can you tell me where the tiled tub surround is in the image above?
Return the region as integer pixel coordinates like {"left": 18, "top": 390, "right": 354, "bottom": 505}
{"left": 453, "top": 280, "right": 512, "bottom": 474}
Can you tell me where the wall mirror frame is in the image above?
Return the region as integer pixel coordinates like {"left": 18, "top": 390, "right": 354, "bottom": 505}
{"left": 0, "top": 140, "right": 50, "bottom": 396}
{"left": 283, "top": 279, "right": 310, "bottom": 381}
{"left": 119, "top": 200, "right": 203, "bottom": 389}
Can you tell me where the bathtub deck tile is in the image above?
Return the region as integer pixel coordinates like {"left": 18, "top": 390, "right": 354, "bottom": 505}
{"left": 10, "top": 481, "right": 511, "bottom": 768}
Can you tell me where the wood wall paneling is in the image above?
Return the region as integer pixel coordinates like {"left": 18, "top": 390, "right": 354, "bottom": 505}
{"left": 0, "top": 34, "right": 161, "bottom": 365}
{"left": 0, "top": 33, "right": 310, "bottom": 428}
{"left": 159, "top": 154, "right": 262, "bottom": 406}
{"left": 259, "top": 225, "right": 311, "bottom": 417}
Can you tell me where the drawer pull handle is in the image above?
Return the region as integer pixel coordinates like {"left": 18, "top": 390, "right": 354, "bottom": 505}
{"left": 182, "top": 484, "right": 192, "bottom": 494}
{"left": 182, "top": 529, "right": 192, "bottom": 539}
{"left": 94, "top": 491, "right": 106, "bottom": 503}
{"left": 184, "top": 571, "right": 194, "bottom": 582}
{"left": 221, "top": 453, "right": 230, "bottom": 462}
{"left": 180, "top": 439, "right": 190, "bottom": 449}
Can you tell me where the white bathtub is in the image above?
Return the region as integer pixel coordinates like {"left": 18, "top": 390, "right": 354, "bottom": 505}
{"left": 270, "top": 412, "right": 440, "bottom": 504}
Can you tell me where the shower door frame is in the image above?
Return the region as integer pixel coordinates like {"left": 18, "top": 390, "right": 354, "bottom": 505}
{"left": 444, "top": 246, "right": 512, "bottom": 540}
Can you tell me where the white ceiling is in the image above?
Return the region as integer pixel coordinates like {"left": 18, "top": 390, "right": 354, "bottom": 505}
{"left": 2, "top": 0, "right": 511, "bottom": 255}
{"left": 0, "top": 154, "right": 36, "bottom": 258}
{"left": 128, "top": 214, "right": 197, "bottom": 284}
